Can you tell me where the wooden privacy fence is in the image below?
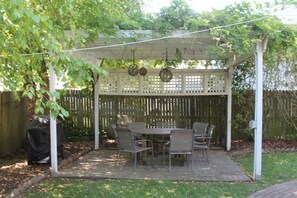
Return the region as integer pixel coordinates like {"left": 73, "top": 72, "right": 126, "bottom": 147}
{"left": 60, "top": 90, "right": 227, "bottom": 144}
{"left": 1, "top": 89, "right": 296, "bottom": 155}
{"left": 60, "top": 90, "right": 297, "bottom": 144}
{"left": 99, "top": 95, "right": 227, "bottom": 144}
{"left": 0, "top": 92, "right": 29, "bottom": 156}
{"left": 263, "top": 91, "right": 297, "bottom": 139}
{"left": 59, "top": 90, "right": 94, "bottom": 136}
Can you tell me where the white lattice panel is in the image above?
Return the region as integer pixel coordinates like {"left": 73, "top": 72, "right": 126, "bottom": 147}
{"left": 120, "top": 75, "right": 139, "bottom": 94}
{"left": 142, "top": 75, "right": 162, "bottom": 94}
{"left": 185, "top": 75, "right": 204, "bottom": 94}
{"left": 164, "top": 75, "right": 182, "bottom": 94}
{"left": 207, "top": 74, "right": 226, "bottom": 93}
{"left": 98, "top": 69, "right": 229, "bottom": 96}
{"left": 99, "top": 75, "right": 118, "bottom": 94}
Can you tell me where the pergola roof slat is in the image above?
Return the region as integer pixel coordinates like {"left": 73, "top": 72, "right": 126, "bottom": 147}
{"left": 71, "top": 30, "right": 229, "bottom": 61}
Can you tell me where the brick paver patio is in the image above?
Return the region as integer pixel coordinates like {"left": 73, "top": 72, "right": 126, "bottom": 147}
{"left": 58, "top": 149, "right": 250, "bottom": 182}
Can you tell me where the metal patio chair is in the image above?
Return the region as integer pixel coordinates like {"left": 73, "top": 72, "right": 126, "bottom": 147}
{"left": 192, "top": 122, "right": 209, "bottom": 145}
{"left": 163, "top": 129, "right": 195, "bottom": 172}
{"left": 111, "top": 124, "right": 119, "bottom": 149}
{"left": 192, "top": 122, "right": 209, "bottom": 137}
{"left": 115, "top": 127, "right": 154, "bottom": 170}
{"left": 128, "top": 122, "right": 145, "bottom": 140}
{"left": 194, "top": 125, "right": 215, "bottom": 162}
{"left": 154, "top": 121, "right": 176, "bottom": 156}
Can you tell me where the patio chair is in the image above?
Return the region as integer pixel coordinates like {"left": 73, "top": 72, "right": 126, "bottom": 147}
{"left": 128, "top": 122, "right": 145, "bottom": 140}
{"left": 115, "top": 127, "right": 154, "bottom": 170}
{"left": 128, "top": 122, "right": 145, "bottom": 130}
{"left": 192, "top": 122, "right": 209, "bottom": 144}
{"left": 194, "top": 125, "right": 215, "bottom": 162}
{"left": 116, "top": 114, "right": 132, "bottom": 128}
{"left": 192, "top": 122, "right": 209, "bottom": 137}
{"left": 111, "top": 124, "right": 118, "bottom": 148}
{"left": 154, "top": 121, "right": 176, "bottom": 156}
{"left": 163, "top": 129, "right": 195, "bottom": 172}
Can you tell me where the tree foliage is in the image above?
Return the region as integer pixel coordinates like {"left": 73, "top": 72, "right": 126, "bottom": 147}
{"left": 0, "top": 0, "right": 142, "bottom": 118}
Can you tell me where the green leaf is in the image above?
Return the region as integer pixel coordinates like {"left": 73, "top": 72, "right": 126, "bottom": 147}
{"left": 31, "top": 14, "right": 40, "bottom": 24}
{"left": 27, "top": 92, "right": 34, "bottom": 99}
{"left": 61, "top": 108, "right": 69, "bottom": 117}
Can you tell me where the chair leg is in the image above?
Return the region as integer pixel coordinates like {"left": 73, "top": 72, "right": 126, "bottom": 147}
{"left": 134, "top": 153, "right": 137, "bottom": 170}
{"left": 162, "top": 147, "right": 165, "bottom": 167}
{"left": 202, "top": 150, "right": 205, "bottom": 158}
{"left": 169, "top": 154, "right": 171, "bottom": 172}
{"left": 191, "top": 154, "right": 194, "bottom": 172}
{"left": 205, "top": 149, "right": 209, "bottom": 162}
{"left": 151, "top": 148, "right": 154, "bottom": 168}
{"left": 117, "top": 151, "right": 121, "bottom": 165}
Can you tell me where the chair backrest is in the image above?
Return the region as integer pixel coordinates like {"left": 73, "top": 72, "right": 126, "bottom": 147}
{"left": 157, "top": 121, "right": 176, "bottom": 128}
{"left": 111, "top": 124, "right": 118, "bottom": 140}
{"left": 115, "top": 127, "right": 135, "bottom": 151}
{"left": 205, "top": 125, "right": 215, "bottom": 146}
{"left": 170, "top": 130, "right": 194, "bottom": 153}
{"left": 117, "top": 114, "right": 132, "bottom": 128}
{"left": 128, "top": 122, "right": 145, "bottom": 131}
{"left": 207, "top": 125, "right": 215, "bottom": 137}
{"left": 192, "top": 122, "right": 209, "bottom": 136}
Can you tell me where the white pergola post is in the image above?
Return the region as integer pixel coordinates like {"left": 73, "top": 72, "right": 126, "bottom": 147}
{"left": 49, "top": 64, "right": 58, "bottom": 175}
{"left": 94, "top": 75, "right": 100, "bottom": 149}
{"left": 253, "top": 41, "right": 266, "bottom": 181}
{"left": 93, "top": 60, "right": 102, "bottom": 150}
{"left": 226, "top": 67, "right": 234, "bottom": 151}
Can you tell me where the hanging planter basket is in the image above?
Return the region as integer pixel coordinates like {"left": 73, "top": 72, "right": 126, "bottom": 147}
{"left": 128, "top": 64, "right": 139, "bottom": 76}
{"left": 159, "top": 68, "right": 173, "bottom": 82}
{"left": 139, "top": 67, "right": 147, "bottom": 76}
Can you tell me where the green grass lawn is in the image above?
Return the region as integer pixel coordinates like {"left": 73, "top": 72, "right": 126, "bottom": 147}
{"left": 24, "top": 152, "right": 297, "bottom": 198}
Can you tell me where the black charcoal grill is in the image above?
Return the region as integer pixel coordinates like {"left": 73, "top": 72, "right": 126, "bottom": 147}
{"left": 24, "top": 116, "right": 66, "bottom": 165}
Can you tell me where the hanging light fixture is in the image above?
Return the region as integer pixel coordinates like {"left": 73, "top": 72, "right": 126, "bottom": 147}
{"left": 128, "top": 50, "right": 138, "bottom": 76}
{"left": 139, "top": 66, "right": 147, "bottom": 76}
{"left": 159, "top": 48, "right": 173, "bottom": 82}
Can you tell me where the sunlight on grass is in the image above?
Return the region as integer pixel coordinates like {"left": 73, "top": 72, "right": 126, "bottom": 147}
{"left": 23, "top": 152, "right": 297, "bottom": 198}
{"left": 102, "top": 183, "right": 112, "bottom": 190}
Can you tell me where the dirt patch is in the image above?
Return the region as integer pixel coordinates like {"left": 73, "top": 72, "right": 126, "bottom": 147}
{"left": 0, "top": 138, "right": 93, "bottom": 197}
{"left": 227, "top": 139, "right": 297, "bottom": 158}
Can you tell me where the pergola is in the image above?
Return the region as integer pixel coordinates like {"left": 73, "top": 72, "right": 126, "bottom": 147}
{"left": 49, "top": 30, "right": 266, "bottom": 180}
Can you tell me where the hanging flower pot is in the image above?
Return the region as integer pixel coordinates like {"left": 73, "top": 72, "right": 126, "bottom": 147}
{"left": 139, "top": 67, "right": 147, "bottom": 76}
{"left": 159, "top": 68, "right": 173, "bottom": 82}
{"left": 128, "top": 64, "right": 139, "bottom": 76}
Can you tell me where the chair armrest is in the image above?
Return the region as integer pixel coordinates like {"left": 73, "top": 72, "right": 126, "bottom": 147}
{"left": 134, "top": 139, "right": 154, "bottom": 147}
{"left": 194, "top": 134, "right": 211, "bottom": 139}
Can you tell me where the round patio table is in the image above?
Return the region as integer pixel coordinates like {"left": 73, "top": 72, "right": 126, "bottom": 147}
{"left": 131, "top": 128, "right": 185, "bottom": 135}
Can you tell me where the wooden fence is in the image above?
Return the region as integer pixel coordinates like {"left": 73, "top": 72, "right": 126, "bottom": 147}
{"left": 0, "top": 92, "right": 30, "bottom": 156}
{"left": 1, "top": 90, "right": 295, "bottom": 155}
{"left": 60, "top": 90, "right": 297, "bottom": 145}
{"left": 263, "top": 91, "right": 297, "bottom": 139}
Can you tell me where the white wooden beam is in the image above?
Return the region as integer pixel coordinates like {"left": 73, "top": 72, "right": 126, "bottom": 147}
{"left": 253, "top": 41, "right": 265, "bottom": 181}
{"left": 228, "top": 54, "right": 253, "bottom": 68}
{"left": 49, "top": 64, "right": 58, "bottom": 175}
{"left": 68, "top": 51, "right": 102, "bottom": 66}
